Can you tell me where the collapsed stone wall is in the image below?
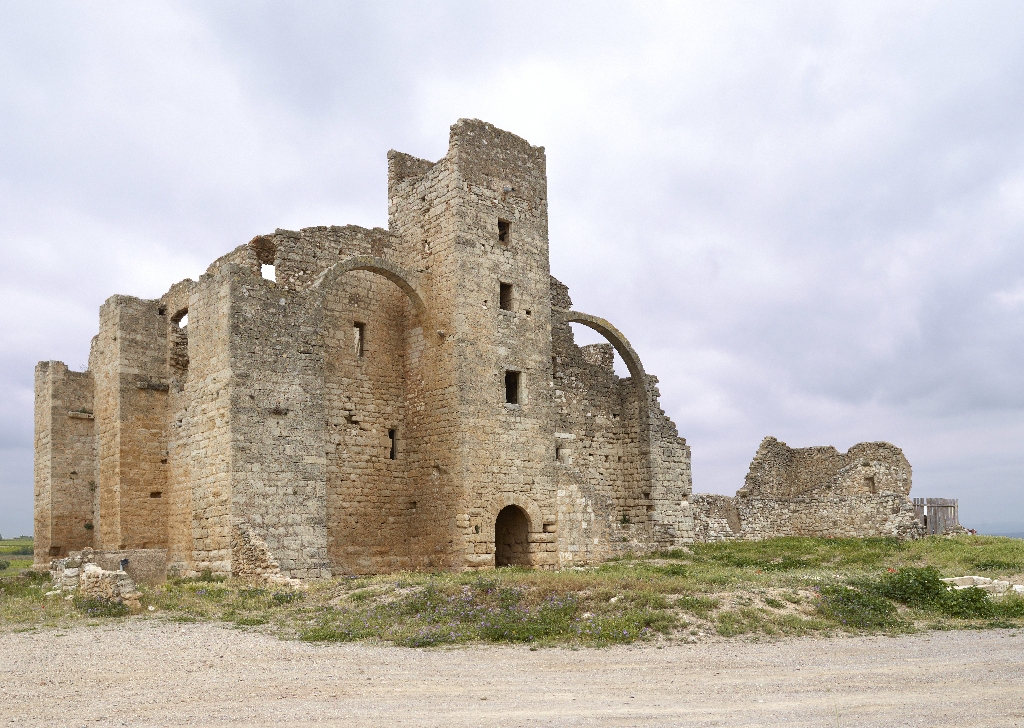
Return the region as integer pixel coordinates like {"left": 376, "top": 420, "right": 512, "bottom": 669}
{"left": 48, "top": 556, "right": 142, "bottom": 609}
{"left": 692, "top": 437, "right": 923, "bottom": 541}
{"left": 740, "top": 437, "right": 912, "bottom": 499}
{"left": 551, "top": 299, "right": 694, "bottom": 564}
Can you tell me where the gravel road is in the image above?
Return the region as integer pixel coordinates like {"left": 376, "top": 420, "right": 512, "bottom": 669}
{"left": 1, "top": 622, "right": 1022, "bottom": 727}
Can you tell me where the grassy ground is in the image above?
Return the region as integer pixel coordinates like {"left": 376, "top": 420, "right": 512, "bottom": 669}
{"left": 2, "top": 535, "right": 1023, "bottom": 645}
{"left": 0, "top": 537, "right": 34, "bottom": 574}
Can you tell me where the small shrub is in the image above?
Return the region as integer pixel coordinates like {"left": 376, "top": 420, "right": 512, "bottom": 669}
{"left": 763, "top": 597, "right": 785, "bottom": 609}
{"left": 674, "top": 595, "right": 719, "bottom": 619}
{"left": 972, "top": 559, "right": 1020, "bottom": 572}
{"left": 234, "top": 616, "right": 269, "bottom": 626}
{"left": 237, "top": 587, "right": 269, "bottom": 600}
{"left": 0, "top": 560, "right": 9, "bottom": 571}
{"left": 0, "top": 573, "right": 46, "bottom": 598}
{"left": 197, "top": 569, "right": 226, "bottom": 583}
{"left": 871, "top": 566, "right": 949, "bottom": 609}
{"left": 654, "top": 549, "right": 690, "bottom": 559}
{"left": 942, "top": 587, "right": 994, "bottom": 619}
{"left": 19, "top": 569, "right": 50, "bottom": 583}
{"left": 73, "top": 596, "right": 129, "bottom": 618}
{"left": 995, "top": 593, "right": 1024, "bottom": 619}
{"left": 272, "top": 590, "right": 302, "bottom": 605}
{"left": 817, "top": 585, "right": 908, "bottom": 630}
{"left": 654, "top": 564, "right": 688, "bottom": 577}
{"left": 868, "top": 567, "right": 1001, "bottom": 619}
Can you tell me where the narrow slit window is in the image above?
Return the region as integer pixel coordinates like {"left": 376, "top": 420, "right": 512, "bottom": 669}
{"left": 555, "top": 446, "right": 562, "bottom": 462}
{"left": 505, "top": 370, "right": 520, "bottom": 404}
{"left": 498, "top": 219, "right": 510, "bottom": 243}
{"left": 388, "top": 429, "right": 397, "bottom": 460}
{"left": 499, "top": 282, "right": 513, "bottom": 311}
{"left": 354, "top": 322, "right": 365, "bottom": 358}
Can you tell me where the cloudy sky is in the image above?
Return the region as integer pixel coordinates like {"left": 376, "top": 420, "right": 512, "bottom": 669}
{"left": 2, "top": 1, "right": 1023, "bottom": 537}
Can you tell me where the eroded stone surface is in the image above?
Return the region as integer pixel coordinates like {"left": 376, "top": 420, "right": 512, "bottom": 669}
{"left": 692, "top": 436, "right": 924, "bottom": 541}
{"left": 33, "top": 119, "right": 693, "bottom": 577}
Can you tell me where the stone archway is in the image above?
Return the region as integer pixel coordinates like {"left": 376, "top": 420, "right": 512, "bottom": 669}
{"left": 312, "top": 255, "right": 428, "bottom": 322}
{"left": 555, "top": 308, "right": 651, "bottom": 438}
{"left": 494, "top": 505, "right": 531, "bottom": 567}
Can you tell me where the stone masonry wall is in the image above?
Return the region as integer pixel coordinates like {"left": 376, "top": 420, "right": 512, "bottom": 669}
{"left": 33, "top": 362, "right": 96, "bottom": 561}
{"left": 182, "top": 270, "right": 234, "bottom": 573}
{"left": 692, "top": 437, "right": 922, "bottom": 541}
{"left": 161, "top": 279, "right": 195, "bottom": 574}
{"left": 692, "top": 493, "right": 922, "bottom": 541}
{"left": 89, "top": 296, "right": 171, "bottom": 551}
{"left": 551, "top": 304, "right": 694, "bottom": 564}
{"left": 35, "top": 119, "right": 694, "bottom": 576}
{"left": 445, "top": 121, "right": 559, "bottom": 568}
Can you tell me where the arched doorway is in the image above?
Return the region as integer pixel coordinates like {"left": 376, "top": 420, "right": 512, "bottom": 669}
{"left": 494, "top": 505, "right": 530, "bottom": 567}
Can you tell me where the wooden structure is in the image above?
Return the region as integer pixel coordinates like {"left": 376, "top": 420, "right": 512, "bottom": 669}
{"left": 913, "top": 497, "right": 959, "bottom": 535}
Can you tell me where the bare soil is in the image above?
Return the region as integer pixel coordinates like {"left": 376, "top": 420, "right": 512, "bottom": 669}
{"left": 1, "top": 622, "right": 1022, "bottom": 727}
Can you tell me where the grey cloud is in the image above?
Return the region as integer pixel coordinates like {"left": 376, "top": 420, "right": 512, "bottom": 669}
{"left": 2, "top": 2, "right": 1023, "bottom": 536}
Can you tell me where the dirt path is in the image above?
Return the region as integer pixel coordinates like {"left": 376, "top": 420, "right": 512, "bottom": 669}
{"left": 1, "top": 622, "right": 1022, "bottom": 727}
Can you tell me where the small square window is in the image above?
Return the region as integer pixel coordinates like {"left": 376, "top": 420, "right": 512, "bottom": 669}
{"left": 498, "top": 219, "right": 510, "bottom": 243}
{"left": 499, "top": 282, "right": 513, "bottom": 311}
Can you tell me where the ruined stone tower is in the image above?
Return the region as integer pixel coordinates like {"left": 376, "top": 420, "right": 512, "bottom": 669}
{"left": 34, "top": 120, "right": 694, "bottom": 577}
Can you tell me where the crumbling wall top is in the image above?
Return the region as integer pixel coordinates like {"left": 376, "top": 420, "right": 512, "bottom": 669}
{"left": 740, "top": 436, "right": 912, "bottom": 498}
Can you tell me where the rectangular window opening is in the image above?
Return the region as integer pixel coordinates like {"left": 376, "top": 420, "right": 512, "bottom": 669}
{"left": 498, "top": 219, "right": 510, "bottom": 243}
{"left": 504, "top": 370, "right": 520, "bottom": 404}
{"left": 150, "top": 491, "right": 162, "bottom": 499}
{"left": 865, "top": 475, "right": 876, "bottom": 494}
{"left": 261, "top": 264, "right": 276, "bottom": 282}
{"left": 388, "top": 429, "right": 397, "bottom": 460}
{"left": 354, "top": 322, "right": 365, "bottom": 358}
{"left": 499, "top": 282, "right": 513, "bottom": 311}
{"left": 555, "top": 446, "right": 562, "bottom": 462}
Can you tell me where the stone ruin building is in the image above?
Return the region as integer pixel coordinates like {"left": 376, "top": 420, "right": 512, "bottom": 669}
{"left": 33, "top": 119, "right": 927, "bottom": 581}
{"left": 33, "top": 119, "right": 692, "bottom": 579}
{"left": 691, "top": 437, "right": 924, "bottom": 541}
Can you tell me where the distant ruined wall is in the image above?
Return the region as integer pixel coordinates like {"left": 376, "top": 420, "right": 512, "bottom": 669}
{"left": 692, "top": 437, "right": 922, "bottom": 541}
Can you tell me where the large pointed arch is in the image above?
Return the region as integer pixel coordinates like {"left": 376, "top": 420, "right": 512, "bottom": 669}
{"left": 555, "top": 307, "right": 652, "bottom": 438}
{"left": 312, "top": 256, "right": 427, "bottom": 320}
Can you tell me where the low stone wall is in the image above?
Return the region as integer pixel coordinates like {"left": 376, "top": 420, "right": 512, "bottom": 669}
{"left": 48, "top": 558, "right": 142, "bottom": 609}
{"left": 691, "top": 492, "right": 924, "bottom": 542}
{"left": 75, "top": 548, "right": 167, "bottom": 585}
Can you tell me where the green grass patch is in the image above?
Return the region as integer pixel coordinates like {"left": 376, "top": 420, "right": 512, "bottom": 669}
{"left": 817, "top": 584, "right": 909, "bottom": 631}
{"left": 3, "top": 535, "right": 1023, "bottom": 644}
{"left": 73, "top": 596, "right": 130, "bottom": 618}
